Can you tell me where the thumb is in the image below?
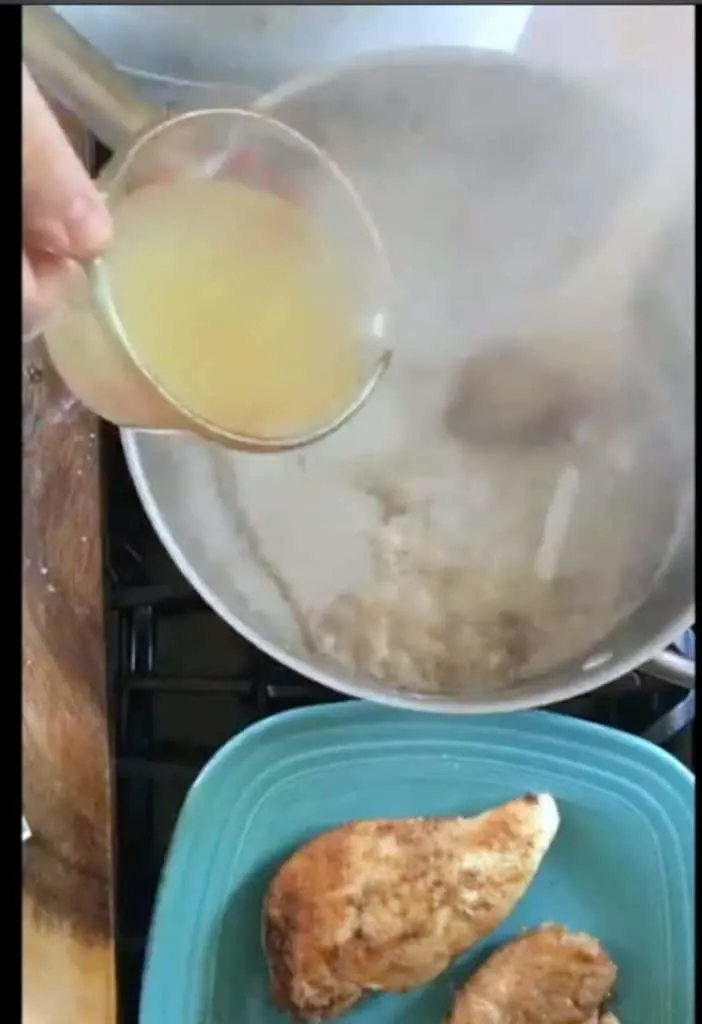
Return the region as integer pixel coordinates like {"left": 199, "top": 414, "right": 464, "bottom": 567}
{"left": 22, "top": 65, "right": 112, "bottom": 261}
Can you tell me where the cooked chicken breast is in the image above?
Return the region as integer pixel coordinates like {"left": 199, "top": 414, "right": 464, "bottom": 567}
{"left": 264, "top": 793, "right": 559, "bottom": 1022}
{"left": 446, "top": 923, "right": 617, "bottom": 1024}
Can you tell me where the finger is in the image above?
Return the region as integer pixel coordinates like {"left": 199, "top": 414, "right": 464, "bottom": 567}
{"left": 22, "top": 249, "right": 75, "bottom": 340}
{"left": 22, "top": 250, "right": 44, "bottom": 341}
{"left": 22, "top": 66, "right": 112, "bottom": 260}
{"left": 22, "top": 250, "right": 38, "bottom": 309}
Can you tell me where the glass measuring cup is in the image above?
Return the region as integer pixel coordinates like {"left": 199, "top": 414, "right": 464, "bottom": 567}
{"left": 42, "top": 106, "right": 392, "bottom": 451}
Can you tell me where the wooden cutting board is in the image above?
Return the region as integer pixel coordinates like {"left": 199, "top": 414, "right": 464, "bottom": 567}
{"left": 22, "top": 103, "right": 116, "bottom": 1024}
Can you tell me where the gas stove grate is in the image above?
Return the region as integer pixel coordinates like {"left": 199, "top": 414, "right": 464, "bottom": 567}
{"left": 102, "top": 425, "right": 693, "bottom": 1024}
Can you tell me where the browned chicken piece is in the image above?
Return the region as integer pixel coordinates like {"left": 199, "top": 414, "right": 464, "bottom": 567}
{"left": 445, "top": 923, "right": 618, "bottom": 1024}
{"left": 571, "top": 1012, "right": 620, "bottom": 1024}
{"left": 554, "top": 1012, "right": 620, "bottom": 1024}
{"left": 264, "top": 793, "right": 560, "bottom": 1022}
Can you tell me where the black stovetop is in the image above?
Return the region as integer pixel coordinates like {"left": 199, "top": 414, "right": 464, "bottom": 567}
{"left": 102, "top": 425, "right": 694, "bottom": 1024}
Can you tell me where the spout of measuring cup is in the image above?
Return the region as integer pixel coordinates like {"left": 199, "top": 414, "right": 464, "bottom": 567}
{"left": 22, "top": 6, "right": 163, "bottom": 152}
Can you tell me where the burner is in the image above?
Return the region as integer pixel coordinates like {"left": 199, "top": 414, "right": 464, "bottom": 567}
{"left": 103, "top": 424, "right": 694, "bottom": 1022}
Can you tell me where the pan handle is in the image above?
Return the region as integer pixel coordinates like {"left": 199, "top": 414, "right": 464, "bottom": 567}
{"left": 641, "top": 649, "right": 695, "bottom": 690}
{"left": 22, "top": 7, "right": 164, "bottom": 151}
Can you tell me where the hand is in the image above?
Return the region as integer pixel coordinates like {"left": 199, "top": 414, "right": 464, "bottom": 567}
{"left": 22, "top": 65, "right": 113, "bottom": 338}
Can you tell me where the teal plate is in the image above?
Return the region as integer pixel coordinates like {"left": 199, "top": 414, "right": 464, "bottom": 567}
{"left": 140, "top": 705, "right": 694, "bottom": 1024}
